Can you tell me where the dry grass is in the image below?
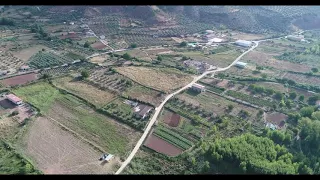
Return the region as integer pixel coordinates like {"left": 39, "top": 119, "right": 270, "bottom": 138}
{"left": 124, "top": 85, "right": 165, "bottom": 106}
{"left": 116, "top": 66, "right": 193, "bottom": 93}
{"left": 12, "top": 45, "right": 49, "bottom": 61}
{"left": 53, "top": 76, "right": 116, "bottom": 108}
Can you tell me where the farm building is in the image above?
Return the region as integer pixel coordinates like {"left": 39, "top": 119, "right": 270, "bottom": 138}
{"left": 69, "top": 22, "right": 75, "bottom": 25}
{"left": 235, "top": 40, "right": 252, "bottom": 47}
{"left": 20, "top": 65, "right": 30, "bottom": 71}
{"left": 191, "top": 83, "right": 205, "bottom": 93}
{"left": 235, "top": 61, "right": 247, "bottom": 68}
{"left": 100, "top": 154, "right": 114, "bottom": 163}
{"left": 124, "top": 99, "right": 138, "bottom": 107}
{"left": 287, "top": 35, "right": 304, "bottom": 41}
{"left": 266, "top": 112, "right": 288, "bottom": 130}
{"left": 6, "top": 94, "right": 23, "bottom": 105}
{"left": 100, "top": 35, "right": 105, "bottom": 40}
{"left": 134, "top": 104, "right": 153, "bottom": 119}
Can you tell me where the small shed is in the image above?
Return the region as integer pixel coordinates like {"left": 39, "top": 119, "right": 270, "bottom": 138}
{"left": 235, "top": 61, "right": 247, "bottom": 68}
{"left": 235, "top": 40, "right": 252, "bottom": 47}
{"left": 191, "top": 83, "right": 205, "bottom": 93}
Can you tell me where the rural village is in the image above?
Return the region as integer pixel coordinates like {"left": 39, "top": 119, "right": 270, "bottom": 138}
{"left": 0, "top": 6, "right": 320, "bottom": 175}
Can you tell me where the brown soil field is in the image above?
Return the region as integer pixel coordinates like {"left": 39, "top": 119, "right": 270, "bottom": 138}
{"left": 243, "top": 50, "right": 311, "bottom": 73}
{"left": 124, "top": 85, "right": 165, "bottom": 106}
{"left": 90, "top": 56, "right": 108, "bottom": 64}
{"left": 231, "top": 32, "right": 266, "bottom": 41}
{"left": 91, "top": 42, "right": 107, "bottom": 50}
{"left": 163, "top": 111, "right": 181, "bottom": 127}
{"left": 12, "top": 45, "right": 49, "bottom": 61}
{"left": 144, "top": 134, "right": 183, "bottom": 156}
{"left": 116, "top": 66, "right": 193, "bottom": 93}
{"left": 22, "top": 117, "right": 119, "bottom": 174}
{"left": 283, "top": 72, "right": 320, "bottom": 86}
{"left": 53, "top": 76, "right": 116, "bottom": 108}
{"left": 0, "top": 73, "right": 38, "bottom": 87}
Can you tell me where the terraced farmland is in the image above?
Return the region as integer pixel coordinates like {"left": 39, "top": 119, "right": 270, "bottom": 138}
{"left": 28, "top": 52, "right": 74, "bottom": 69}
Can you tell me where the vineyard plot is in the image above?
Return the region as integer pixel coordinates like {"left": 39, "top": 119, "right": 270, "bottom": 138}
{"left": 28, "top": 52, "right": 74, "bottom": 69}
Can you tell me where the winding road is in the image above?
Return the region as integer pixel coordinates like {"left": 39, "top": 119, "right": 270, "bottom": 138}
{"left": 115, "top": 40, "right": 261, "bottom": 174}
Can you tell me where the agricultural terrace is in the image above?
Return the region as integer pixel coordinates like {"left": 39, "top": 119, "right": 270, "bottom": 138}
{"left": 282, "top": 72, "right": 320, "bottom": 87}
{"left": 88, "top": 68, "right": 133, "bottom": 93}
{"left": 0, "top": 73, "right": 38, "bottom": 87}
{"left": 123, "top": 85, "right": 165, "bottom": 106}
{"left": 12, "top": 45, "right": 49, "bottom": 61}
{"left": 46, "top": 94, "right": 140, "bottom": 156}
{"left": 242, "top": 40, "right": 313, "bottom": 73}
{"left": 178, "top": 48, "right": 242, "bottom": 68}
{"left": 175, "top": 90, "right": 261, "bottom": 121}
{"left": 0, "top": 53, "right": 24, "bottom": 73}
{"left": 116, "top": 66, "right": 193, "bottom": 93}
{"left": 115, "top": 49, "right": 152, "bottom": 62}
{"left": 21, "top": 117, "right": 119, "bottom": 174}
{"left": 89, "top": 54, "right": 117, "bottom": 66}
{"left": 102, "top": 98, "right": 150, "bottom": 130}
{"left": 52, "top": 76, "right": 116, "bottom": 108}
{"left": 13, "top": 82, "right": 140, "bottom": 157}
{"left": 223, "top": 66, "right": 283, "bottom": 80}
{"left": 28, "top": 51, "right": 74, "bottom": 69}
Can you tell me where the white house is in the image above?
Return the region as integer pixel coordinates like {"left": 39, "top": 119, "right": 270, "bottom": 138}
{"left": 235, "top": 40, "right": 252, "bottom": 47}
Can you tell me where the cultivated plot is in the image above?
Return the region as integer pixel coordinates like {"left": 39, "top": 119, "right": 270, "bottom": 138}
{"left": 116, "top": 66, "right": 193, "bottom": 93}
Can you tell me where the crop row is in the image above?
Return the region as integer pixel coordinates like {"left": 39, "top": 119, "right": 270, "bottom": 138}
{"left": 154, "top": 128, "right": 192, "bottom": 150}
{"left": 156, "top": 126, "right": 193, "bottom": 147}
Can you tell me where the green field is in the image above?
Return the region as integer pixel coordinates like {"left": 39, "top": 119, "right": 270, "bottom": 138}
{"left": 52, "top": 95, "right": 131, "bottom": 155}
{"left": 13, "top": 82, "right": 60, "bottom": 113}
{"left": 154, "top": 126, "right": 193, "bottom": 150}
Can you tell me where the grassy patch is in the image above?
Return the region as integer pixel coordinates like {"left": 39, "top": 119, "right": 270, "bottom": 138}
{"left": 49, "top": 94, "right": 133, "bottom": 156}
{"left": 12, "top": 82, "right": 60, "bottom": 113}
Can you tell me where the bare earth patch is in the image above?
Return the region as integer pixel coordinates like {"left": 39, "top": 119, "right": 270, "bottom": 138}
{"left": 144, "top": 134, "right": 183, "bottom": 157}
{"left": 22, "top": 117, "right": 120, "bottom": 174}
{"left": 0, "top": 73, "right": 38, "bottom": 87}
{"left": 12, "top": 45, "right": 49, "bottom": 61}
{"left": 116, "top": 66, "right": 193, "bottom": 93}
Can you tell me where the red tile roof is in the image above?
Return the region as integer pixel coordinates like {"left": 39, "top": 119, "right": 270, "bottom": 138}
{"left": 6, "top": 94, "right": 22, "bottom": 103}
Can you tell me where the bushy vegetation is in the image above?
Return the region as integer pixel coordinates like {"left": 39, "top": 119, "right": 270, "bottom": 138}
{"left": 207, "top": 134, "right": 298, "bottom": 174}
{"left": 226, "top": 90, "right": 276, "bottom": 108}
{"left": 0, "top": 141, "right": 40, "bottom": 174}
